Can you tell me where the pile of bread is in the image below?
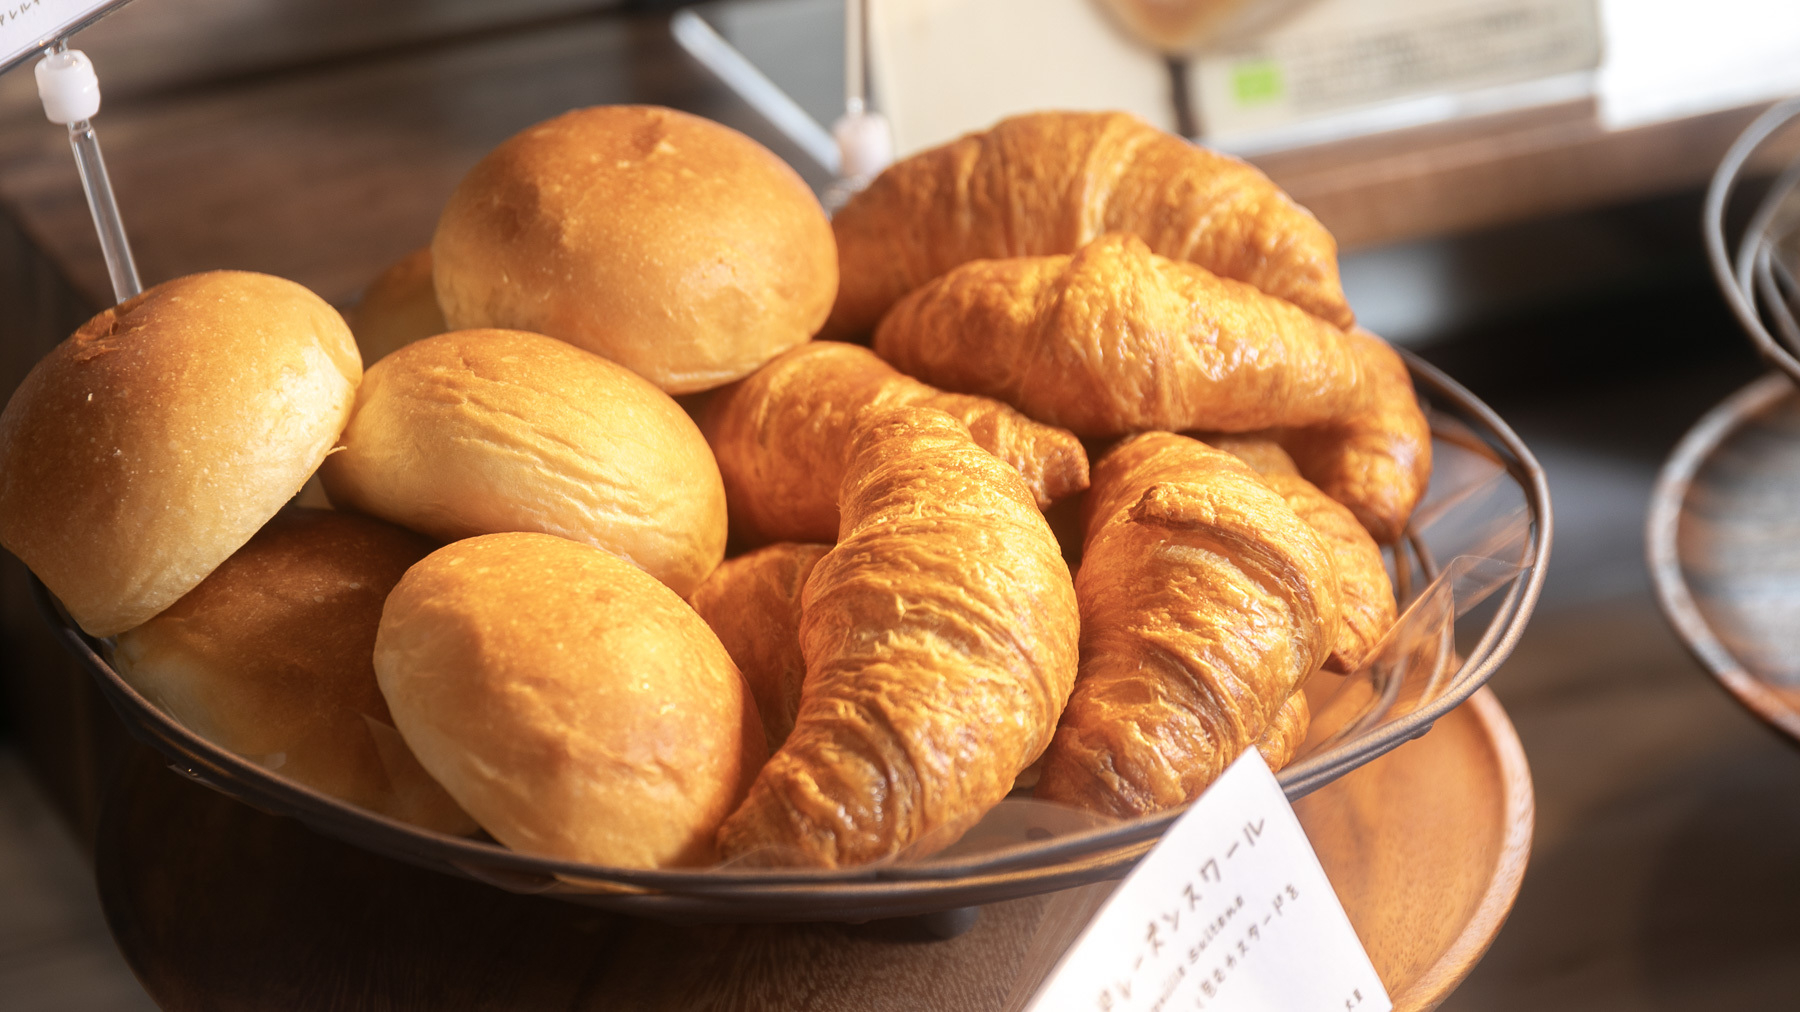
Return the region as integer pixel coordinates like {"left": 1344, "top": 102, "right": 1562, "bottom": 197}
{"left": 0, "top": 106, "right": 1428, "bottom": 871}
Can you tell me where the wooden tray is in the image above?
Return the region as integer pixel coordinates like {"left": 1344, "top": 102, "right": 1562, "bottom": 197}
{"left": 94, "top": 688, "right": 1531, "bottom": 1012}
{"left": 1649, "top": 372, "right": 1800, "bottom": 739}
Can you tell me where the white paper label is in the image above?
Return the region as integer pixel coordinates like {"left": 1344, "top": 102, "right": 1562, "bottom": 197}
{"left": 1023, "top": 750, "right": 1390, "bottom": 1012}
{"left": 0, "top": 0, "right": 124, "bottom": 75}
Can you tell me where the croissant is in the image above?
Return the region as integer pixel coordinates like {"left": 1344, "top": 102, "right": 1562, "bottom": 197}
{"left": 1205, "top": 435, "right": 1396, "bottom": 674}
{"left": 1269, "top": 327, "right": 1433, "bottom": 543}
{"left": 688, "top": 542, "right": 830, "bottom": 752}
{"left": 1035, "top": 432, "right": 1339, "bottom": 818}
{"left": 874, "top": 233, "right": 1429, "bottom": 539}
{"left": 826, "top": 111, "right": 1350, "bottom": 339}
{"left": 699, "top": 342, "right": 1089, "bottom": 544}
{"left": 1256, "top": 691, "right": 1311, "bottom": 772}
{"left": 716, "top": 408, "right": 1080, "bottom": 866}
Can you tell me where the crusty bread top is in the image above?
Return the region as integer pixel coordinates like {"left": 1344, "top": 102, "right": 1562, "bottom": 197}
{"left": 320, "top": 329, "right": 727, "bottom": 597}
{"left": 375, "top": 532, "right": 766, "bottom": 868}
{"left": 432, "top": 105, "right": 837, "bottom": 394}
{"left": 350, "top": 247, "right": 445, "bottom": 365}
{"left": 0, "top": 270, "right": 361, "bottom": 636}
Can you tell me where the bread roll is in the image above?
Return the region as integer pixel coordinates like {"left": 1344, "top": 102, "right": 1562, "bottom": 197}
{"left": 112, "top": 509, "right": 473, "bottom": 834}
{"left": 688, "top": 542, "right": 830, "bottom": 752}
{"left": 349, "top": 247, "right": 445, "bottom": 365}
{"left": 375, "top": 532, "right": 766, "bottom": 869}
{"left": 320, "top": 329, "right": 727, "bottom": 597}
{"left": 433, "top": 105, "right": 837, "bottom": 394}
{"left": 0, "top": 270, "right": 360, "bottom": 636}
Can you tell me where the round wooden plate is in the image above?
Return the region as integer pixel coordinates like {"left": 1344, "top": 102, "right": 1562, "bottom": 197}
{"left": 1649, "top": 372, "right": 1800, "bottom": 739}
{"left": 95, "top": 688, "right": 1530, "bottom": 1012}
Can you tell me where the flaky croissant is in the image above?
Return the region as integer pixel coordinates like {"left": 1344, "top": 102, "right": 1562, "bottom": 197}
{"left": 1035, "top": 432, "right": 1339, "bottom": 818}
{"left": 699, "top": 342, "right": 1089, "bottom": 544}
{"left": 1268, "top": 327, "right": 1432, "bottom": 543}
{"left": 826, "top": 110, "right": 1351, "bottom": 340}
{"left": 1256, "top": 692, "right": 1311, "bottom": 772}
{"left": 689, "top": 542, "right": 830, "bottom": 752}
{"left": 874, "top": 233, "right": 1429, "bottom": 540}
{"left": 716, "top": 408, "right": 1080, "bottom": 866}
{"left": 1205, "top": 435, "right": 1396, "bottom": 674}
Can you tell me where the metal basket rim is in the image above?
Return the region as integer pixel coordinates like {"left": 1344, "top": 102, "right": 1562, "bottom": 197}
{"left": 1704, "top": 95, "right": 1800, "bottom": 383}
{"left": 40, "top": 351, "right": 1551, "bottom": 915}
{"left": 1645, "top": 371, "right": 1800, "bottom": 740}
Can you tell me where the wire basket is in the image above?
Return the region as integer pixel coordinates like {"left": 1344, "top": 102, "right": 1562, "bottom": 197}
{"left": 1704, "top": 95, "right": 1800, "bottom": 382}
{"left": 37, "top": 351, "right": 1549, "bottom": 924}
{"left": 1649, "top": 98, "right": 1800, "bottom": 736}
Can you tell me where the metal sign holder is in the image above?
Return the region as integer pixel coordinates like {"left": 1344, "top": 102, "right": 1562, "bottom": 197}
{"left": 2, "top": 0, "right": 142, "bottom": 303}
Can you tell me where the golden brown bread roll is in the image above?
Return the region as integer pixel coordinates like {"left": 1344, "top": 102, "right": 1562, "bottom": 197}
{"left": 1035, "top": 432, "right": 1339, "bottom": 817}
{"left": 1205, "top": 435, "right": 1396, "bottom": 674}
{"left": 717, "top": 408, "right": 1080, "bottom": 866}
{"left": 0, "top": 270, "right": 360, "bottom": 636}
{"left": 874, "top": 233, "right": 1429, "bottom": 539}
{"left": 1255, "top": 691, "right": 1311, "bottom": 772}
{"left": 826, "top": 110, "right": 1350, "bottom": 339}
{"left": 432, "top": 105, "right": 837, "bottom": 394}
{"left": 320, "top": 329, "right": 726, "bottom": 597}
{"left": 700, "top": 342, "right": 1089, "bottom": 544}
{"left": 688, "top": 542, "right": 830, "bottom": 752}
{"left": 375, "top": 532, "right": 766, "bottom": 869}
{"left": 349, "top": 247, "right": 445, "bottom": 365}
{"left": 1270, "top": 328, "right": 1433, "bottom": 543}
{"left": 112, "top": 509, "right": 473, "bottom": 834}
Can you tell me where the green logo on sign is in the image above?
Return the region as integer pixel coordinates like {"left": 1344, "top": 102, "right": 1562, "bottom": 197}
{"left": 1232, "top": 60, "right": 1284, "bottom": 106}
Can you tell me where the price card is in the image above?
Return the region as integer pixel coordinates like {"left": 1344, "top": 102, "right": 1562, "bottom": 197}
{"left": 1021, "top": 749, "right": 1390, "bottom": 1012}
{"left": 0, "top": 0, "right": 130, "bottom": 76}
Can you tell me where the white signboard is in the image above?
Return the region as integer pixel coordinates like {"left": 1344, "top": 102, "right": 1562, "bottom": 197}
{"left": 866, "top": 0, "right": 1601, "bottom": 157}
{"left": 1597, "top": 0, "right": 1800, "bottom": 130}
{"left": 1020, "top": 750, "right": 1390, "bottom": 1012}
{"left": 1193, "top": 0, "right": 1602, "bottom": 149}
{"left": 868, "top": 0, "right": 1177, "bottom": 156}
{"left": 0, "top": 0, "right": 129, "bottom": 76}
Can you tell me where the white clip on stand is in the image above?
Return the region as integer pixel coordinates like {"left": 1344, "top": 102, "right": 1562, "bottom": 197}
{"left": 671, "top": 0, "right": 893, "bottom": 215}
{"left": 36, "top": 40, "right": 141, "bottom": 303}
